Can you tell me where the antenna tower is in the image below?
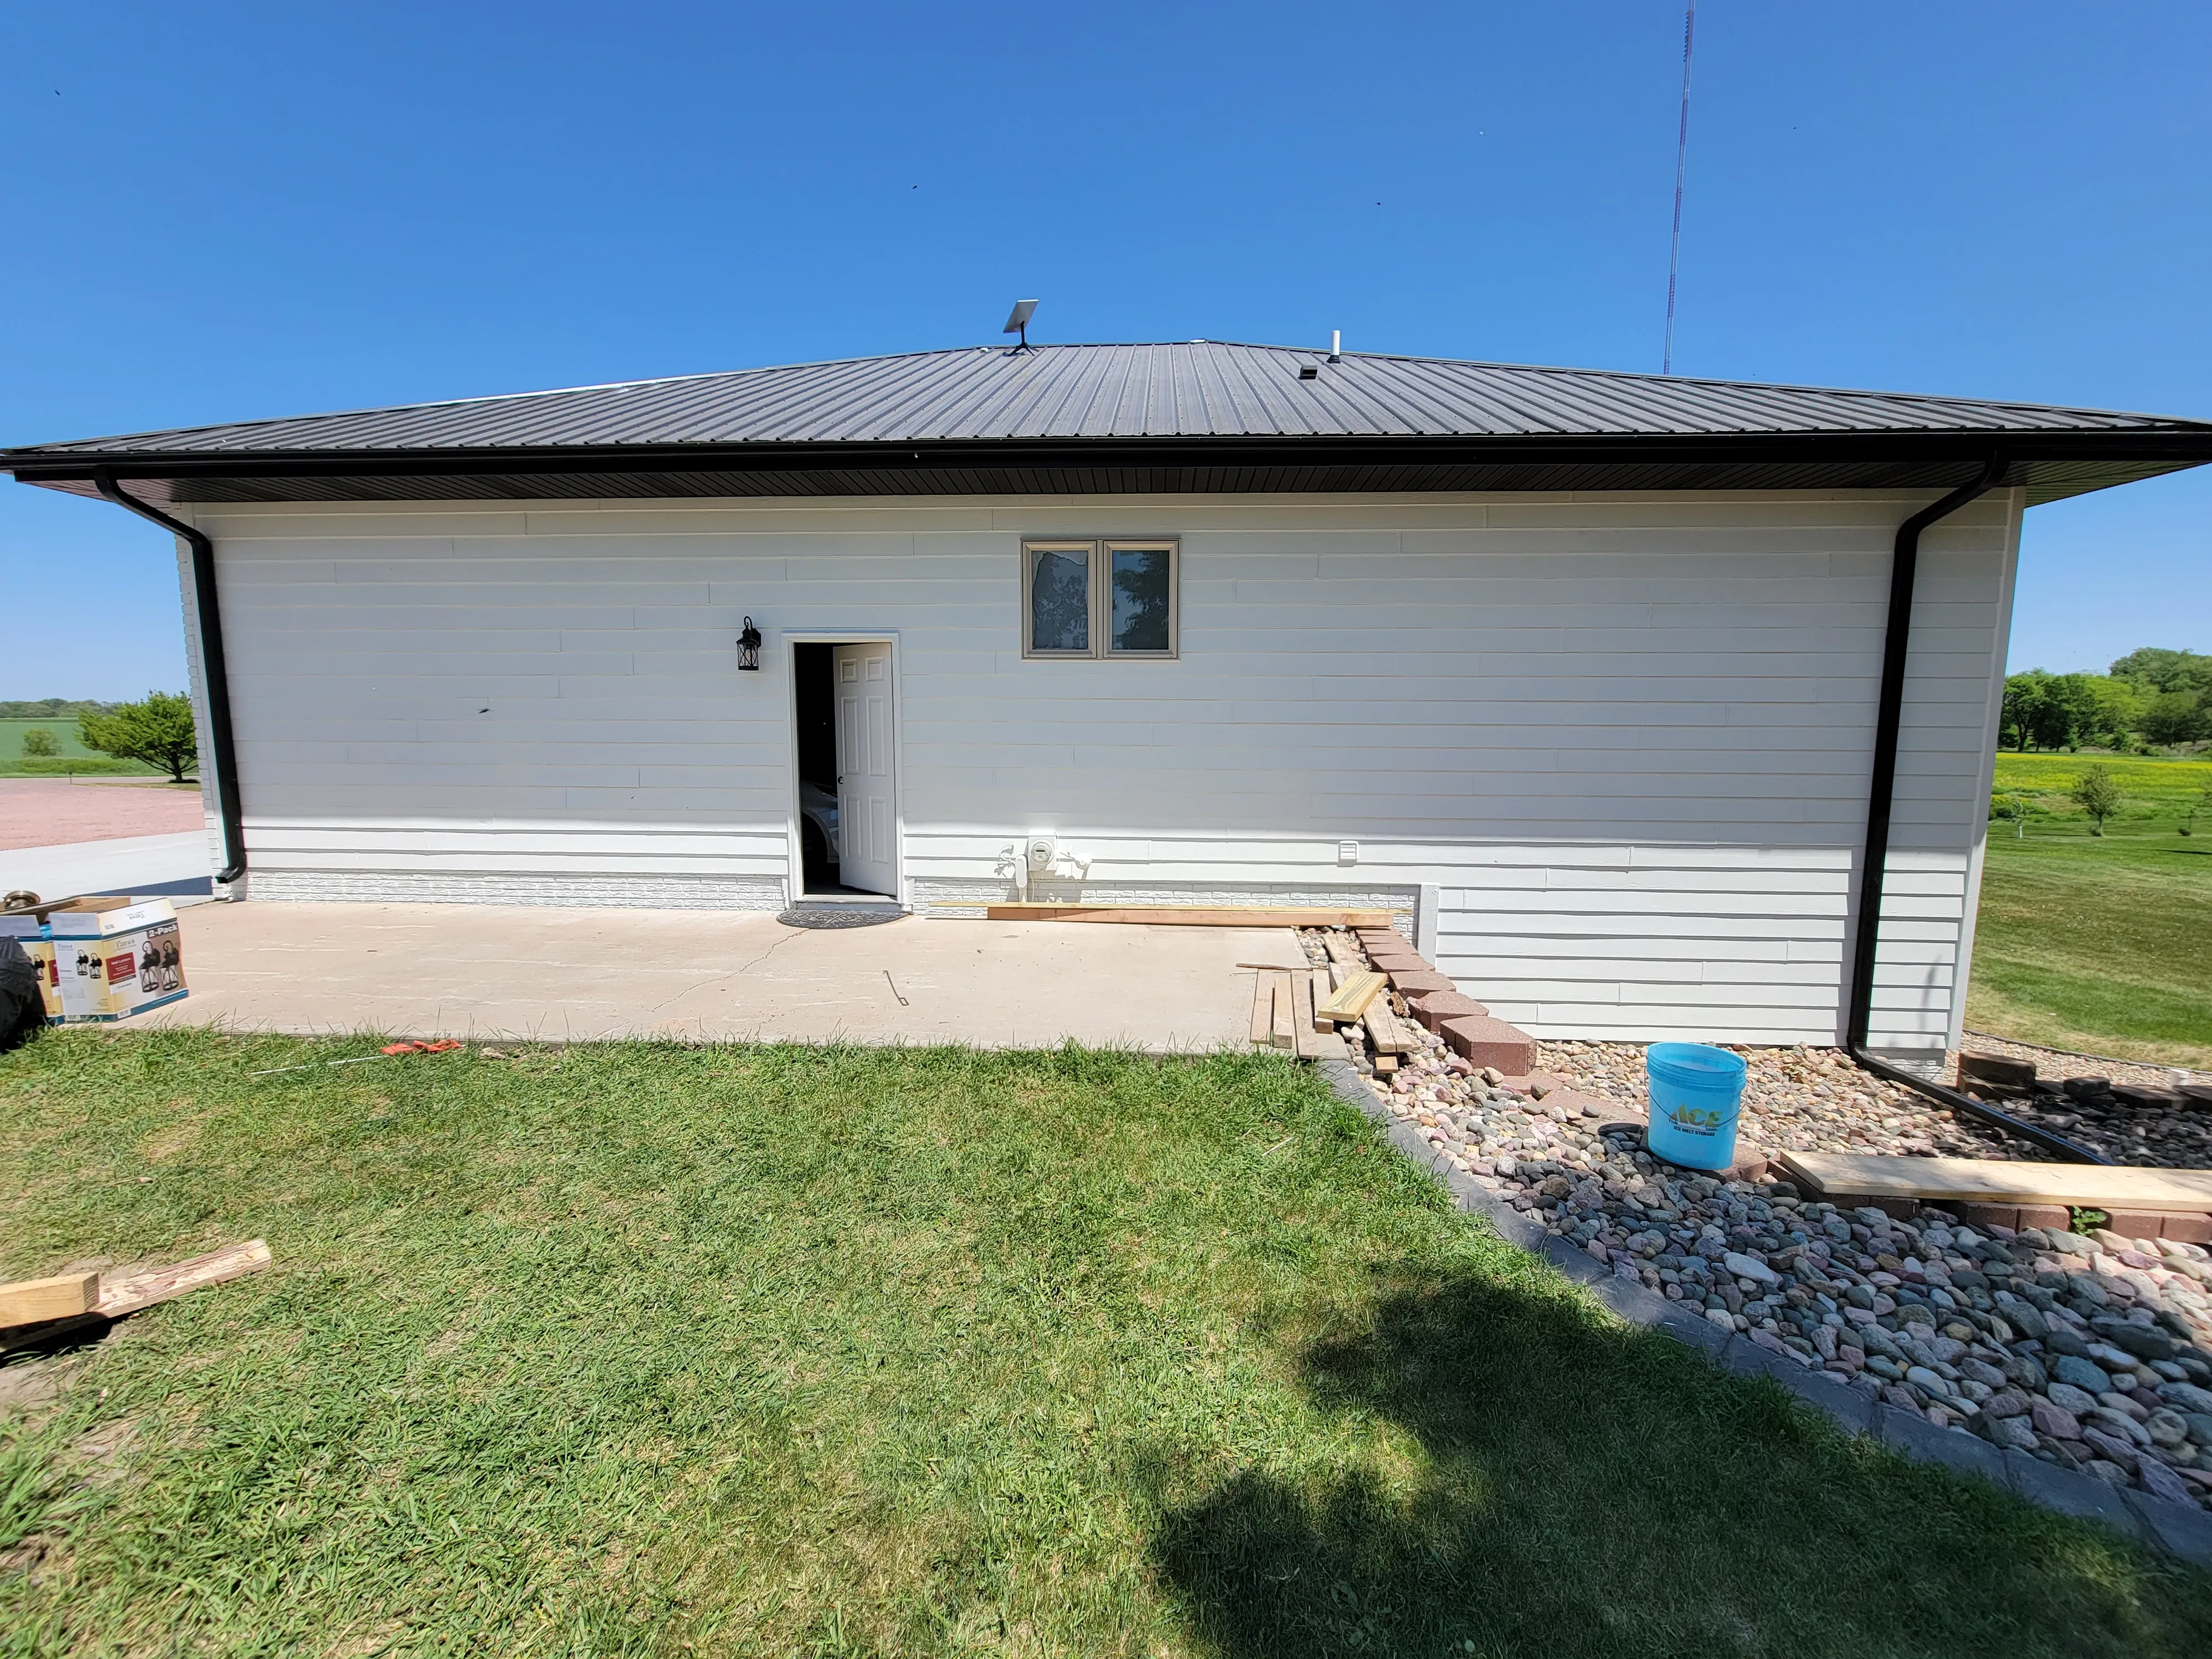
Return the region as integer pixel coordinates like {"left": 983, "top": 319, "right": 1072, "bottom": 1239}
{"left": 1663, "top": 2, "right": 1697, "bottom": 375}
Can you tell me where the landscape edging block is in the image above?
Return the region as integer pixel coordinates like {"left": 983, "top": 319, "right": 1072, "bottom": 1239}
{"left": 2002, "top": 1448, "right": 2146, "bottom": 1536}
{"left": 2124, "top": 1488, "right": 2212, "bottom": 1564}
{"left": 1311, "top": 1055, "right": 2206, "bottom": 1559}
{"left": 1875, "top": 1403, "right": 2010, "bottom": 1487}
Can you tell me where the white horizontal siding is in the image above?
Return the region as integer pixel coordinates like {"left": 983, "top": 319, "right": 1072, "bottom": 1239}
{"left": 182, "top": 488, "right": 2021, "bottom": 1051}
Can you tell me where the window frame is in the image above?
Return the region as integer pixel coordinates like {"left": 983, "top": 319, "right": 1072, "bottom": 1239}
{"left": 1019, "top": 538, "right": 1180, "bottom": 660}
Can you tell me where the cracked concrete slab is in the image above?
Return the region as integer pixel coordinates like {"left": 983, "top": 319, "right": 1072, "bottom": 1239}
{"left": 130, "top": 902, "right": 1293, "bottom": 1049}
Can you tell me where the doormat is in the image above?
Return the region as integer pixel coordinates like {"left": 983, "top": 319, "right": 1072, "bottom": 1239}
{"left": 777, "top": 907, "right": 903, "bottom": 929}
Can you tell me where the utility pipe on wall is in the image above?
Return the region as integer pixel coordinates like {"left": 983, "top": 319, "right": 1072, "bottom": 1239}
{"left": 93, "top": 473, "right": 247, "bottom": 885}
{"left": 1841, "top": 458, "right": 2107, "bottom": 1164}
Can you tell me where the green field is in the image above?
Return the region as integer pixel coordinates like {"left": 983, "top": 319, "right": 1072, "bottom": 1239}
{"left": 1970, "top": 753, "right": 2212, "bottom": 1066}
{"left": 0, "top": 717, "right": 164, "bottom": 779}
{"left": 3, "top": 1033, "right": 2204, "bottom": 1656}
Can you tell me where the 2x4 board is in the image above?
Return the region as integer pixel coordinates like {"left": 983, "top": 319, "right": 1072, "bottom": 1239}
{"left": 1778, "top": 1150, "right": 2212, "bottom": 1215}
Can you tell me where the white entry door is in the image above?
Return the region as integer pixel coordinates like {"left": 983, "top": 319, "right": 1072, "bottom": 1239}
{"left": 832, "top": 643, "right": 898, "bottom": 897}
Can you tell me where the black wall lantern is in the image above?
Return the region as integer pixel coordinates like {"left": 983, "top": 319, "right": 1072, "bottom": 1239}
{"left": 735, "top": 617, "right": 763, "bottom": 672}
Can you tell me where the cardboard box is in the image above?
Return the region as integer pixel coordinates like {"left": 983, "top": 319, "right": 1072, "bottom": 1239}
{"left": 48, "top": 917, "right": 187, "bottom": 1023}
{"left": 0, "top": 895, "right": 134, "bottom": 940}
{"left": 48, "top": 897, "right": 178, "bottom": 938}
{"left": 1, "top": 896, "right": 188, "bottom": 1022}
{"left": 18, "top": 938, "right": 64, "bottom": 1021}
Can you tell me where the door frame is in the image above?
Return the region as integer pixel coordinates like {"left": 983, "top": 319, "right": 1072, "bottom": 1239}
{"left": 780, "top": 629, "right": 906, "bottom": 906}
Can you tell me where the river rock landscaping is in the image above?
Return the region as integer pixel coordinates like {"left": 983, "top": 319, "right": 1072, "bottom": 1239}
{"left": 1943, "top": 1031, "right": 2212, "bottom": 1170}
{"left": 1299, "top": 927, "right": 2212, "bottom": 1514}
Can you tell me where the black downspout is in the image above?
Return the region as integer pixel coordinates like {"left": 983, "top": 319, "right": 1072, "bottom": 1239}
{"left": 93, "top": 473, "right": 247, "bottom": 886}
{"left": 1842, "top": 458, "right": 2109, "bottom": 1165}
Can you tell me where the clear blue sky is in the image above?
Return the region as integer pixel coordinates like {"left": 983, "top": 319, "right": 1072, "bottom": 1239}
{"left": 3, "top": 1, "right": 2206, "bottom": 698}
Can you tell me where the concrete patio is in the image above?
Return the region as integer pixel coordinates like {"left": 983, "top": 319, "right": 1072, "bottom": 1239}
{"left": 134, "top": 901, "right": 1296, "bottom": 1048}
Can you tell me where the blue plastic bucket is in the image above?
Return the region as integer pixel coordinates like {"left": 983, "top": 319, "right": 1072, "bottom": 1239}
{"left": 1644, "top": 1042, "right": 1749, "bottom": 1171}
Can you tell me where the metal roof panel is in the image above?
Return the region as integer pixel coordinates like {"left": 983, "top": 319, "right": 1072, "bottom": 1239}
{"left": 15, "top": 340, "right": 2204, "bottom": 458}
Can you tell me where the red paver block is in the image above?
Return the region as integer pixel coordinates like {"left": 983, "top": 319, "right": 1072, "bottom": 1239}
{"left": 1364, "top": 944, "right": 1426, "bottom": 965}
{"left": 1439, "top": 1014, "right": 1535, "bottom": 1074}
{"left": 1385, "top": 968, "right": 1455, "bottom": 996}
{"left": 1406, "top": 989, "right": 1489, "bottom": 1031}
{"left": 1819, "top": 1191, "right": 1923, "bottom": 1222}
{"left": 2100, "top": 1209, "right": 2212, "bottom": 1245}
{"left": 1951, "top": 1202, "right": 2075, "bottom": 1234}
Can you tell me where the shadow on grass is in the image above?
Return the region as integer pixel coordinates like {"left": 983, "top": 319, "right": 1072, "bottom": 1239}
{"left": 1150, "top": 1266, "right": 2212, "bottom": 1659}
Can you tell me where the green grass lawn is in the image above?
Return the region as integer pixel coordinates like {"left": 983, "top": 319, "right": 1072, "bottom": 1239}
{"left": 1971, "top": 754, "right": 2212, "bottom": 1066}
{"left": 3, "top": 1033, "right": 2207, "bottom": 1657}
{"left": 0, "top": 718, "right": 164, "bottom": 779}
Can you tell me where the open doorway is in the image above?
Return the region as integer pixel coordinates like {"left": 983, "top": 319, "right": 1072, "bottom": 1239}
{"left": 791, "top": 640, "right": 899, "bottom": 899}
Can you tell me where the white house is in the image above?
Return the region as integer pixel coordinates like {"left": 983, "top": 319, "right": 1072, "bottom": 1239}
{"left": 9, "top": 342, "right": 2208, "bottom": 1065}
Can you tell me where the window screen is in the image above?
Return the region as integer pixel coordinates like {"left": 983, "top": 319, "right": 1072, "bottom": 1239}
{"left": 1026, "top": 544, "right": 1092, "bottom": 654}
{"left": 1108, "top": 544, "right": 1174, "bottom": 655}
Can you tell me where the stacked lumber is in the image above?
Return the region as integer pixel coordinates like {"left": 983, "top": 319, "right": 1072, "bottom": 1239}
{"left": 1245, "top": 968, "right": 1347, "bottom": 1063}
{"left": 1246, "top": 924, "right": 1540, "bottom": 1081}
{"left": 987, "top": 904, "right": 1394, "bottom": 927}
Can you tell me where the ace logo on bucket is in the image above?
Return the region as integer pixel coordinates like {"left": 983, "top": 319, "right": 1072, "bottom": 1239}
{"left": 1664, "top": 1098, "right": 1735, "bottom": 1138}
{"left": 1645, "top": 1042, "right": 1749, "bottom": 1171}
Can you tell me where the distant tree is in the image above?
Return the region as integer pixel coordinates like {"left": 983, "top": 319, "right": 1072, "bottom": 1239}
{"left": 2109, "top": 646, "right": 2212, "bottom": 696}
{"left": 19, "top": 728, "right": 59, "bottom": 757}
{"left": 78, "top": 692, "right": 196, "bottom": 783}
{"left": 2184, "top": 786, "right": 2212, "bottom": 839}
{"left": 2140, "top": 690, "right": 2208, "bottom": 746}
{"left": 2001, "top": 671, "right": 2057, "bottom": 750}
{"left": 1989, "top": 790, "right": 2033, "bottom": 839}
{"left": 2069, "top": 763, "right": 2122, "bottom": 836}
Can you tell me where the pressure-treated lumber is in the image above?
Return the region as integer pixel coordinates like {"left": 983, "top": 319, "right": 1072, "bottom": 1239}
{"left": 1316, "top": 971, "right": 1387, "bottom": 1024}
{"left": 0, "top": 1271, "right": 100, "bottom": 1327}
{"left": 1778, "top": 1152, "right": 2212, "bottom": 1214}
{"left": 1291, "top": 971, "right": 1323, "bottom": 1057}
{"left": 984, "top": 904, "right": 1395, "bottom": 927}
{"left": 1363, "top": 1001, "right": 1408, "bottom": 1056}
{"left": 1248, "top": 974, "right": 1275, "bottom": 1047}
{"left": 96, "top": 1239, "right": 270, "bottom": 1318}
{"left": 1269, "top": 971, "right": 1295, "bottom": 1051}
{"left": 1, "top": 1240, "right": 271, "bottom": 1355}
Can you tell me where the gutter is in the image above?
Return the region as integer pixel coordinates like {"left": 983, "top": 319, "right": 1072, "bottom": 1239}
{"left": 93, "top": 473, "right": 247, "bottom": 885}
{"left": 12, "top": 426, "right": 2212, "bottom": 492}
{"left": 1842, "top": 458, "right": 2109, "bottom": 1165}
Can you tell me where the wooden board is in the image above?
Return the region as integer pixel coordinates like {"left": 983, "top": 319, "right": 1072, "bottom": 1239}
{"left": 1778, "top": 1151, "right": 2212, "bottom": 1213}
{"left": 984, "top": 904, "right": 1395, "bottom": 927}
{"left": 97, "top": 1239, "right": 270, "bottom": 1318}
{"left": 1248, "top": 974, "right": 1275, "bottom": 1047}
{"left": 1321, "top": 933, "right": 1360, "bottom": 967}
{"left": 1316, "top": 971, "right": 1387, "bottom": 1023}
{"left": 1363, "top": 1002, "right": 1408, "bottom": 1055}
{"left": 1269, "top": 971, "right": 1295, "bottom": 1051}
{"left": 1374, "top": 1053, "right": 1399, "bottom": 1076}
{"left": 0, "top": 1271, "right": 99, "bottom": 1327}
{"left": 1291, "top": 971, "right": 1322, "bottom": 1057}
{"left": 1, "top": 1241, "right": 270, "bottom": 1357}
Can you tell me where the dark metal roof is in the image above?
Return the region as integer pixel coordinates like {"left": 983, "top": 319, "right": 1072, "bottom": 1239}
{"left": 9, "top": 342, "right": 2210, "bottom": 506}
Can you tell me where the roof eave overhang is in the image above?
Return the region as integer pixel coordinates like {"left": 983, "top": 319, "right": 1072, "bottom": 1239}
{"left": 9, "top": 427, "right": 2211, "bottom": 507}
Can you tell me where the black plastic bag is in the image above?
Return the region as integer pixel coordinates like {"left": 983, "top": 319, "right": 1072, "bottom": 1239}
{"left": 0, "top": 936, "right": 46, "bottom": 1052}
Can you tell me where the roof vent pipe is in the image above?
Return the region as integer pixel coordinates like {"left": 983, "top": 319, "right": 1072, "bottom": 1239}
{"left": 91, "top": 473, "right": 247, "bottom": 887}
{"left": 1328, "top": 330, "right": 1342, "bottom": 363}
{"left": 1840, "top": 456, "right": 2105, "bottom": 1164}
